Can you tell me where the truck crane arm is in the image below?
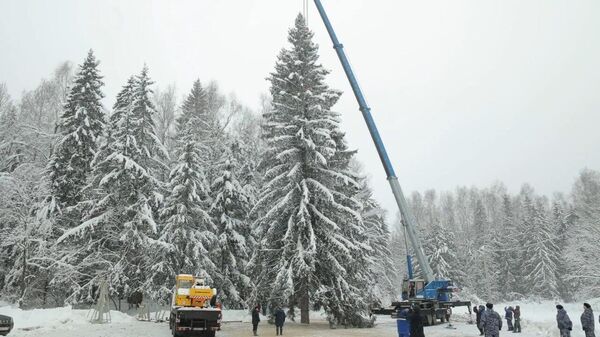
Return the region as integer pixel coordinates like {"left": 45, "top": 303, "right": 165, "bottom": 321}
{"left": 312, "top": 0, "right": 435, "bottom": 283}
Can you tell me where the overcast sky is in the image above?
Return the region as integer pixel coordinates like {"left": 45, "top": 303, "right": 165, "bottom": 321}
{"left": 1, "top": 0, "right": 599, "bottom": 217}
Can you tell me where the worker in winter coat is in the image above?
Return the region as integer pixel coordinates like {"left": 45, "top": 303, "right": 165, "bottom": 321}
{"left": 409, "top": 306, "right": 425, "bottom": 337}
{"left": 473, "top": 306, "right": 483, "bottom": 336}
{"left": 505, "top": 306, "right": 514, "bottom": 331}
{"left": 513, "top": 305, "right": 522, "bottom": 333}
{"left": 252, "top": 305, "right": 261, "bottom": 336}
{"left": 474, "top": 306, "right": 484, "bottom": 335}
{"left": 581, "top": 303, "right": 596, "bottom": 337}
{"left": 479, "top": 303, "right": 502, "bottom": 337}
{"left": 274, "top": 307, "right": 286, "bottom": 336}
{"left": 556, "top": 304, "right": 573, "bottom": 337}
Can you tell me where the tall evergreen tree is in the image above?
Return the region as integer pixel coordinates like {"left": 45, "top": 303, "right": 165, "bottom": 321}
{"left": 566, "top": 169, "right": 600, "bottom": 298}
{"left": 552, "top": 200, "right": 571, "bottom": 301}
{"left": 495, "top": 195, "right": 518, "bottom": 299}
{"left": 252, "top": 14, "right": 369, "bottom": 325}
{"left": 148, "top": 141, "right": 216, "bottom": 302}
{"left": 523, "top": 199, "right": 558, "bottom": 299}
{"left": 47, "top": 50, "right": 105, "bottom": 208}
{"left": 178, "top": 79, "right": 210, "bottom": 141}
{"left": 210, "top": 146, "right": 252, "bottom": 308}
{"left": 57, "top": 67, "right": 165, "bottom": 302}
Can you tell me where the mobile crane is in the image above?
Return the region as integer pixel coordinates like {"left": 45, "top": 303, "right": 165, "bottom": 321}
{"left": 312, "top": 0, "right": 471, "bottom": 325}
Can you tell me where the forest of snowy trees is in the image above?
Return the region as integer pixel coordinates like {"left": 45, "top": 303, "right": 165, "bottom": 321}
{"left": 1, "top": 14, "right": 599, "bottom": 325}
{"left": 389, "top": 173, "right": 600, "bottom": 304}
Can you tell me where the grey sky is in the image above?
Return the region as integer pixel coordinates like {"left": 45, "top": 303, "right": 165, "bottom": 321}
{"left": 1, "top": 0, "right": 599, "bottom": 216}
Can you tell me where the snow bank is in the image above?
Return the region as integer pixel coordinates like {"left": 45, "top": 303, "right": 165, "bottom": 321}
{"left": 0, "top": 305, "right": 134, "bottom": 331}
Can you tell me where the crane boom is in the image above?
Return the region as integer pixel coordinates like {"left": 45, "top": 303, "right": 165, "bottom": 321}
{"left": 312, "top": 0, "right": 435, "bottom": 282}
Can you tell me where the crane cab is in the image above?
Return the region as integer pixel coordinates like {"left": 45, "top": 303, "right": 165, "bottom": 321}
{"left": 173, "top": 274, "right": 217, "bottom": 308}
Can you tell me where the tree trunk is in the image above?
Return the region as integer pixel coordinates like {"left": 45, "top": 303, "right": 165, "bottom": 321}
{"left": 299, "top": 287, "right": 310, "bottom": 324}
{"left": 19, "top": 242, "right": 27, "bottom": 308}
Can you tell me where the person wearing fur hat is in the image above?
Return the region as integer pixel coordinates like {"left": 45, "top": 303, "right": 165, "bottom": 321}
{"left": 556, "top": 304, "right": 573, "bottom": 337}
{"left": 581, "top": 303, "right": 596, "bottom": 337}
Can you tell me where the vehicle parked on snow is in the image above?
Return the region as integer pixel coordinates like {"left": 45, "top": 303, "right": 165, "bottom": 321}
{"left": 0, "top": 314, "right": 13, "bottom": 336}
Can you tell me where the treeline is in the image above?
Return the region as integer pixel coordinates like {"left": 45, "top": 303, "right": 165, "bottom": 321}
{"left": 0, "top": 15, "right": 395, "bottom": 326}
{"left": 389, "top": 170, "right": 600, "bottom": 303}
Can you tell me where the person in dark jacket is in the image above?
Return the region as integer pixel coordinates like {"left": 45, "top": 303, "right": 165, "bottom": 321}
{"left": 252, "top": 305, "right": 261, "bottom": 336}
{"left": 475, "top": 306, "right": 484, "bottom": 335}
{"left": 556, "top": 304, "right": 573, "bottom": 337}
{"left": 505, "top": 306, "right": 514, "bottom": 331}
{"left": 274, "top": 307, "right": 286, "bottom": 335}
{"left": 581, "top": 303, "right": 596, "bottom": 337}
{"left": 513, "top": 305, "right": 521, "bottom": 333}
{"left": 409, "top": 306, "right": 425, "bottom": 337}
{"left": 479, "top": 303, "right": 502, "bottom": 337}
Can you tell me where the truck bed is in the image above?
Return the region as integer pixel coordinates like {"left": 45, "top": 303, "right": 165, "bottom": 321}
{"left": 170, "top": 307, "right": 221, "bottom": 336}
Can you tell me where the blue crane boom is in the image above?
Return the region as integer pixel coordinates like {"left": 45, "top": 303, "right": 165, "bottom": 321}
{"left": 312, "top": 0, "right": 435, "bottom": 283}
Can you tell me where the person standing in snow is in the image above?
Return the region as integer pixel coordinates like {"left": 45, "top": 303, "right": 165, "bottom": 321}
{"left": 252, "top": 305, "right": 261, "bottom": 336}
{"left": 505, "top": 306, "right": 514, "bottom": 331}
{"left": 479, "top": 303, "right": 503, "bottom": 337}
{"left": 581, "top": 303, "right": 596, "bottom": 337}
{"left": 274, "top": 306, "right": 286, "bottom": 336}
{"left": 409, "top": 305, "right": 425, "bottom": 337}
{"left": 475, "top": 305, "right": 486, "bottom": 335}
{"left": 513, "top": 305, "right": 521, "bottom": 333}
{"left": 556, "top": 304, "right": 573, "bottom": 337}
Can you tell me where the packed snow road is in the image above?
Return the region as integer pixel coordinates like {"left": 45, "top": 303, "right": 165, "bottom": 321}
{"left": 6, "top": 318, "right": 594, "bottom": 337}
{"left": 2, "top": 301, "right": 599, "bottom": 337}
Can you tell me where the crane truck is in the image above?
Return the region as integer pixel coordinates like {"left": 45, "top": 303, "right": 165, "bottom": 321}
{"left": 169, "top": 274, "right": 222, "bottom": 337}
{"left": 312, "top": 0, "right": 471, "bottom": 325}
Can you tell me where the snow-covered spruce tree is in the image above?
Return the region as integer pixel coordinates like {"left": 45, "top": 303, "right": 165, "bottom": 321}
{"left": 252, "top": 14, "right": 368, "bottom": 325}
{"left": 147, "top": 140, "right": 217, "bottom": 303}
{"left": 423, "top": 222, "right": 457, "bottom": 281}
{"left": 209, "top": 145, "right": 252, "bottom": 308}
{"left": 57, "top": 67, "right": 166, "bottom": 303}
{"left": 523, "top": 198, "right": 558, "bottom": 299}
{"left": 566, "top": 169, "right": 600, "bottom": 298}
{"left": 355, "top": 180, "right": 397, "bottom": 304}
{"left": 494, "top": 194, "right": 519, "bottom": 300}
{"left": 177, "top": 79, "right": 210, "bottom": 141}
{"left": 47, "top": 50, "right": 105, "bottom": 208}
{"left": 551, "top": 199, "right": 572, "bottom": 301}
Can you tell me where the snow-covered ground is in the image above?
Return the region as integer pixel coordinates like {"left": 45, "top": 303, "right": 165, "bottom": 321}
{"left": 1, "top": 300, "right": 598, "bottom": 337}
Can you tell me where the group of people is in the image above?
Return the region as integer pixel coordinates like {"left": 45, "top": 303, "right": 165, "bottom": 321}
{"left": 251, "top": 305, "right": 287, "bottom": 336}
{"left": 472, "top": 302, "right": 599, "bottom": 337}
{"left": 556, "top": 303, "right": 598, "bottom": 337}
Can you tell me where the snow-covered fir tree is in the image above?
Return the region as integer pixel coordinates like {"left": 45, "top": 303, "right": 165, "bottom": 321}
{"left": 47, "top": 50, "right": 105, "bottom": 208}
{"left": 177, "top": 79, "right": 210, "bottom": 142}
{"left": 251, "top": 14, "right": 370, "bottom": 325}
{"left": 566, "top": 169, "right": 600, "bottom": 298}
{"left": 355, "top": 179, "right": 397, "bottom": 304}
{"left": 148, "top": 141, "right": 216, "bottom": 302}
{"left": 57, "top": 67, "right": 165, "bottom": 303}
{"left": 552, "top": 199, "right": 572, "bottom": 301}
{"left": 522, "top": 198, "right": 559, "bottom": 299}
{"left": 210, "top": 145, "right": 252, "bottom": 309}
